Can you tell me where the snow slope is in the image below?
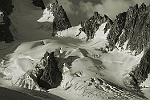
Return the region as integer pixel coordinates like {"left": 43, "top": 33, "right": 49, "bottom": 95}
{"left": 37, "top": 4, "right": 54, "bottom": 22}
{"left": 0, "top": 39, "right": 146, "bottom": 100}
{"left": 0, "top": 0, "right": 149, "bottom": 100}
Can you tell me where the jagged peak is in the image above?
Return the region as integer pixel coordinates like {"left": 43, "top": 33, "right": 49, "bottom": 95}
{"left": 107, "top": 3, "right": 150, "bottom": 54}
{"left": 140, "top": 3, "right": 146, "bottom": 8}
{"left": 89, "top": 12, "right": 112, "bottom": 23}
{"left": 54, "top": 0, "right": 59, "bottom": 4}
{"left": 89, "top": 12, "right": 102, "bottom": 20}
{"left": 128, "top": 4, "right": 138, "bottom": 11}
{"left": 59, "top": 6, "right": 65, "bottom": 12}
{"left": 93, "top": 11, "right": 100, "bottom": 17}
{"left": 103, "top": 14, "right": 112, "bottom": 23}
{"left": 139, "top": 3, "right": 147, "bottom": 11}
{"left": 37, "top": 0, "right": 71, "bottom": 34}
{"left": 127, "top": 3, "right": 148, "bottom": 13}
{"left": 52, "top": 0, "right": 59, "bottom": 7}
{"left": 49, "top": 51, "right": 55, "bottom": 58}
{"left": 78, "top": 11, "right": 113, "bottom": 41}
{"left": 106, "top": 3, "right": 150, "bottom": 90}
{"left": 116, "top": 12, "right": 126, "bottom": 17}
{"left": 127, "top": 4, "right": 138, "bottom": 16}
{"left": 115, "top": 12, "right": 126, "bottom": 22}
{"left": 103, "top": 14, "right": 109, "bottom": 19}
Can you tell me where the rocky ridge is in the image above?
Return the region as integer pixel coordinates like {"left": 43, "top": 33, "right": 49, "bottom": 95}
{"left": 79, "top": 12, "right": 113, "bottom": 41}
{"left": 78, "top": 3, "right": 150, "bottom": 92}
{"left": 14, "top": 51, "right": 63, "bottom": 90}
{"left": 123, "top": 45, "right": 150, "bottom": 90}
{"left": 51, "top": 0, "right": 72, "bottom": 36}
{"left": 38, "top": 0, "right": 72, "bottom": 36}
{"left": 63, "top": 77, "right": 145, "bottom": 100}
{"left": 107, "top": 3, "right": 150, "bottom": 55}
{"left": 106, "top": 3, "right": 150, "bottom": 91}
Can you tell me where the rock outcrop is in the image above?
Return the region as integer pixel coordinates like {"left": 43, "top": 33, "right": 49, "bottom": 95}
{"left": 37, "top": 0, "right": 71, "bottom": 36}
{"left": 107, "top": 12, "right": 126, "bottom": 50}
{"left": 133, "top": 47, "right": 150, "bottom": 85}
{"left": 79, "top": 12, "right": 113, "bottom": 41}
{"left": 107, "top": 3, "right": 150, "bottom": 55}
{"left": 52, "top": 0, "right": 72, "bottom": 36}
{"left": 37, "top": 52, "right": 62, "bottom": 89}
{"left": 0, "top": 0, "right": 14, "bottom": 43}
{"left": 32, "top": 0, "right": 45, "bottom": 9}
{"left": 15, "top": 51, "right": 63, "bottom": 90}
{"left": 124, "top": 45, "right": 150, "bottom": 90}
{"left": 107, "top": 3, "right": 150, "bottom": 90}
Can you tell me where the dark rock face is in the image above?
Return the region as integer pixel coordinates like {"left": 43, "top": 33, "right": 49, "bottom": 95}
{"left": 0, "top": 0, "right": 14, "bottom": 43}
{"left": 124, "top": 47, "right": 150, "bottom": 90}
{"left": 107, "top": 12, "right": 126, "bottom": 50}
{"left": 52, "top": 0, "right": 72, "bottom": 36}
{"left": 107, "top": 3, "right": 150, "bottom": 55}
{"left": 36, "top": 51, "right": 62, "bottom": 90}
{"left": 79, "top": 12, "right": 112, "bottom": 41}
{"left": 15, "top": 51, "right": 79, "bottom": 90}
{"left": 0, "top": 0, "right": 14, "bottom": 15}
{"left": 133, "top": 48, "right": 150, "bottom": 84}
{"left": 107, "top": 3, "right": 150, "bottom": 90}
{"left": 32, "top": 0, "right": 46, "bottom": 9}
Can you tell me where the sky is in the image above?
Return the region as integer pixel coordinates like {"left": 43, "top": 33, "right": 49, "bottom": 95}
{"left": 44, "top": 0, "right": 150, "bottom": 26}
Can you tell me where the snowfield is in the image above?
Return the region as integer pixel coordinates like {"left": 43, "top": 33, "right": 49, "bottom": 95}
{"left": 0, "top": 0, "right": 150, "bottom": 100}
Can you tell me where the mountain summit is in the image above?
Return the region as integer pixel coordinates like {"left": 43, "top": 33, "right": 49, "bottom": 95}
{"left": 52, "top": 0, "right": 72, "bottom": 36}
{"left": 79, "top": 12, "right": 112, "bottom": 41}
{"left": 75, "top": 3, "right": 150, "bottom": 91}
{"left": 106, "top": 3, "right": 150, "bottom": 90}
{"left": 38, "top": 0, "right": 72, "bottom": 36}
{"left": 107, "top": 3, "right": 150, "bottom": 55}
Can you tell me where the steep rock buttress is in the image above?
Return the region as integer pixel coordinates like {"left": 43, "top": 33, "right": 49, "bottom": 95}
{"left": 79, "top": 12, "right": 112, "bottom": 41}
{"left": 14, "top": 51, "right": 63, "bottom": 90}
{"left": 107, "top": 3, "right": 150, "bottom": 90}
{"left": 37, "top": 0, "right": 72, "bottom": 36}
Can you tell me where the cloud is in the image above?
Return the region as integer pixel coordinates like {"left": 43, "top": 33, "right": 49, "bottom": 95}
{"left": 57, "top": 0, "right": 77, "bottom": 15}
{"left": 79, "top": 0, "right": 150, "bottom": 19}
{"left": 79, "top": 1, "right": 95, "bottom": 17}
{"left": 43, "top": 0, "right": 77, "bottom": 15}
